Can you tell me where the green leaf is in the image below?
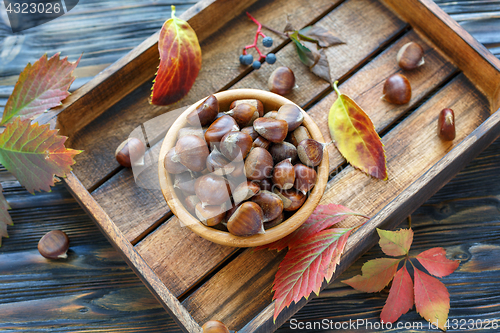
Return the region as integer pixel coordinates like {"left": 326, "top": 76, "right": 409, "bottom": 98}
{"left": 328, "top": 81, "right": 387, "bottom": 180}
{"left": 377, "top": 228, "right": 413, "bottom": 256}
{"left": 0, "top": 118, "right": 81, "bottom": 193}
{"left": 342, "top": 258, "right": 401, "bottom": 292}
{"left": 290, "top": 31, "right": 315, "bottom": 67}
{"left": 0, "top": 184, "right": 13, "bottom": 247}
{"left": 1, "top": 53, "right": 80, "bottom": 125}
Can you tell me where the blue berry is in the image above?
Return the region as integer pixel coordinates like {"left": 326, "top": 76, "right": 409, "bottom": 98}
{"left": 242, "top": 54, "right": 253, "bottom": 66}
{"left": 262, "top": 36, "right": 273, "bottom": 48}
{"left": 265, "top": 53, "right": 276, "bottom": 64}
{"left": 252, "top": 61, "right": 261, "bottom": 69}
{"left": 239, "top": 54, "right": 245, "bottom": 65}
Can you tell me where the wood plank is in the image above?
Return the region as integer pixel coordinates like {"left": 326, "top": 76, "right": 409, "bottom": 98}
{"left": 383, "top": 0, "right": 500, "bottom": 110}
{"left": 135, "top": 27, "right": 455, "bottom": 304}
{"left": 60, "top": 0, "right": 340, "bottom": 191}
{"left": 133, "top": 0, "right": 408, "bottom": 297}
{"left": 183, "top": 75, "right": 491, "bottom": 330}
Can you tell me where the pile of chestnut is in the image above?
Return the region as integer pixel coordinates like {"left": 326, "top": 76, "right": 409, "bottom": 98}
{"left": 164, "top": 95, "right": 324, "bottom": 237}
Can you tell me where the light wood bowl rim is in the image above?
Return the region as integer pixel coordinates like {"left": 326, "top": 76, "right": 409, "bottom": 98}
{"left": 158, "top": 89, "right": 329, "bottom": 247}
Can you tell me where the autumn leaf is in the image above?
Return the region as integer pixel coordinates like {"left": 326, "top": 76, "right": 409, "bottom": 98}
{"left": 300, "top": 25, "right": 344, "bottom": 48}
{"left": 328, "top": 81, "right": 387, "bottom": 180}
{"left": 0, "top": 118, "right": 81, "bottom": 193}
{"left": 256, "top": 204, "right": 369, "bottom": 252}
{"left": 342, "top": 258, "right": 401, "bottom": 293}
{"left": 272, "top": 227, "right": 355, "bottom": 322}
{"left": 377, "top": 228, "right": 413, "bottom": 256}
{"left": 413, "top": 266, "right": 450, "bottom": 330}
{"left": 151, "top": 6, "right": 202, "bottom": 105}
{"left": 0, "top": 184, "right": 13, "bottom": 247}
{"left": 1, "top": 53, "right": 80, "bottom": 125}
{"left": 416, "top": 247, "right": 460, "bottom": 278}
{"left": 380, "top": 265, "right": 414, "bottom": 323}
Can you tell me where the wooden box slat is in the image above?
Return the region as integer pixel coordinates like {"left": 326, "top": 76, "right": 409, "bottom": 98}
{"left": 54, "top": 0, "right": 500, "bottom": 331}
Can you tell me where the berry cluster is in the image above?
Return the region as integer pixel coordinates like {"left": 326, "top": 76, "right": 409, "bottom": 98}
{"left": 239, "top": 13, "right": 277, "bottom": 70}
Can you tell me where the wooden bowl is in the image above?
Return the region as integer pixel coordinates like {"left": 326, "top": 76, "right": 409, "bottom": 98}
{"left": 159, "top": 89, "right": 329, "bottom": 247}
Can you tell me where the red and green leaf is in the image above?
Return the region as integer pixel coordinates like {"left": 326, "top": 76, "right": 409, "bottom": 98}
{"left": 328, "top": 81, "right": 387, "bottom": 180}
{"left": 416, "top": 247, "right": 460, "bottom": 278}
{"left": 380, "top": 265, "right": 414, "bottom": 323}
{"left": 342, "top": 258, "right": 400, "bottom": 293}
{"left": 413, "top": 267, "right": 450, "bottom": 330}
{"left": 0, "top": 118, "right": 81, "bottom": 193}
{"left": 151, "top": 6, "right": 202, "bottom": 105}
{"left": 377, "top": 228, "right": 413, "bottom": 257}
{"left": 1, "top": 53, "right": 79, "bottom": 125}
{"left": 256, "top": 204, "right": 369, "bottom": 252}
{"left": 272, "top": 227, "right": 354, "bottom": 322}
{"left": 0, "top": 184, "right": 13, "bottom": 247}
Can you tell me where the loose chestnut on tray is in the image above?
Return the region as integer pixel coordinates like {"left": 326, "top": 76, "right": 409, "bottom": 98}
{"left": 161, "top": 91, "right": 328, "bottom": 246}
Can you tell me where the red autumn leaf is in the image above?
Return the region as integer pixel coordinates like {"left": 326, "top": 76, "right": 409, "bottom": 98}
{"left": 272, "top": 227, "right": 355, "bottom": 322}
{"left": 342, "top": 258, "right": 400, "bottom": 293}
{"left": 0, "top": 184, "right": 13, "bottom": 247}
{"left": 151, "top": 6, "right": 202, "bottom": 105}
{"left": 380, "top": 264, "right": 413, "bottom": 323}
{"left": 328, "top": 81, "right": 387, "bottom": 180}
{"left": 325, "top": 228, "right": 354, "bottom": 279}
{"left": 255, "top": 204, "right": 369, "bottom": 252}
{"left": 0, "top": 118, "right": 81, "bottom": 193}
{"left": 377, "top": 228, "right": 413, "bottom": 257}
{"left": 416, "top": 247, "right": 460, "bottom": 278}
{"left": 413, "top": 267, "right": 450, "bottom": 330}
{"left": 1, "top": 53, "right": 79, "bottom": 125}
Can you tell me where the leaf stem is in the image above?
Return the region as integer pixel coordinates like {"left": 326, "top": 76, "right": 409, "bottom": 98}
{"left": 171, "top": 5, "right": 176, "bottom": 18}
{"left": 333, "top": 80, "right": 341, "bottom": 96}
{"left": 407, "top": 215, "right": 412, "bottom": 229}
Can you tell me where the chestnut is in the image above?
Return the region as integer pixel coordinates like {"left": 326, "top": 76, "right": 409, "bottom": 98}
{"left": 251, "top": 190, "right": 284, "bottom": 222}
{"left": 276, "top": 104, "right": 303, "bottom": 131}
{"left": 174, "top": 171, "right": 196, "bottom": 195}
{"left": 383, "top": 73, "right": 411, "bottom": 105}
{"left": 202, "top": 320, "right": 230, "bottom": 333}
{"left": 272, "top": 158, "right": 295, "bottom": 190}
{"left": 260, "top": 178, "right": 273, "bottom": 192}
{"left": 264, "top": 111, "right": 278, "bottom": 119}
{"left": 204, "top": 115, "right": 239, "bottom": 149}
{"left": 164, "top": 147, "right": 188, "bottom": 174}
{"left": 297, "top": 138, "right": 324, "bottom": 167}
{"left": 397, "top": 42, "right": 424, "bottom": 71}
{"left": 245, "top": 147, "right": 274, "bottom": 181}
{"left": 269, "top": 141, "right": 298, "bottom": 164}
{"left": 185, "top": 195, "right": 201, "bottom": 212}
{"left": 206, "top": 148, "right": 235, "bottom": 175}
{"left": 175, "top": 135, "right": 210, "bottom": 172}
{"left": 38, "top": 230, "right": 70, "bottom": 259}
{"left": 294, "top": 163, "right": 317, "bottom": 194}
{"left": 273, "top": 188, "right": 306, "bottom": 211}
{"left": 225, "top": 202, "right": 242, "bottom": 221}
{"left": 288, "top": 126, "right": 311, "bottom": 147}
{"left": 241, "top": 126, "right": 259, "bottom": 141}
{"left": 253, "top": 117, "right": 288, "bottom": 143}
{"left": 115, "top": 138, "right": 145, "bottom": 168}
{"left": 230, "top": 99, "right": 264, "bottom": 117}
{"left": 195, "top": 203, "right": 226, "bottom": 226}
{"left": 232, "top": 180, "right": 261, "bottom": 203}
{"left": 438, "top": 108, "right": 455, "bottom": 141}
{"left": 227, "top": 201, "right": 265, "bottom": 236}
{"left": 264, "top": 212, "right": 284, "bottom": 229}
{"left": 225, "top": 103, "right": 260, "bottom": 127}
{"left": 186, "top": 95, "right": 219, "bottom": 126}
{"left": 220, "top": 131, "right": 253, "bottom": 161}
{"left": 177, "top": 127, "right": 206, "bottom": 141}
{"left": 195, "top": 174, "right": 231, "bottom": 206}
{"left": 268, "top": 66, "right": 295, "bottom": 95}
{"left": 252, "top": 136, "right": 271, "bottom": 150}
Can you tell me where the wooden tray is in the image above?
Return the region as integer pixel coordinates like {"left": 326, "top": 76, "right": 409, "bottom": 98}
{"left": 43, "top": 0, "right": 500, "bottom": 331}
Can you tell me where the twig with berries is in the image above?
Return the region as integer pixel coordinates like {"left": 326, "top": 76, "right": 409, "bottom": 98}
{"left": 239, "top": 12, "right": 278, "bottom": 69}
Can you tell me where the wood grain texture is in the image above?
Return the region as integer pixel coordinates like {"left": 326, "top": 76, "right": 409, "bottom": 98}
{"left": 61, "top": 0, "right": 341, "bottom": 191}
